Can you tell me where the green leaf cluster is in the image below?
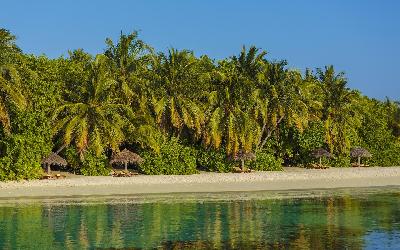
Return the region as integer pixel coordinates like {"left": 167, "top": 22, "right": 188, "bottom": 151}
{"left": 139, "top": 137, "right": 198, "bottom": 175}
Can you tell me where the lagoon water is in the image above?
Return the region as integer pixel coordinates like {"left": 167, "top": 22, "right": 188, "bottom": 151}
{"left": 0, "top": 188, "right": 399, "bottom": 249}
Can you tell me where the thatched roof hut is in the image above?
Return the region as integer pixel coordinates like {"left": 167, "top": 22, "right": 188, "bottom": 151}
{"left": 234, "top": 150, "right": 256, "bottom": 161}
{"left": 350, "top": 147, "right": 372, "bottom": 158}
{"left": 311, "top": 148, "right": 333, "bottom": 159}
{"left": 233, "top": 150, "right": 256, "bottom": 171}
{"left": 42, "top": 153, "right": 67, "bottom": 174}
{"left": 110, "top": 149, "right": 143, "bottom": 171}
{"left": 351, "top": 147, "right": 372, "bottom": 165}
{"left": 311, "top": 148, "right": 332, "bottom": 165}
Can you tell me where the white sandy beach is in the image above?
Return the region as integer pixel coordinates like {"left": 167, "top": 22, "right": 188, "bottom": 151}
{"left": 0, "top": 167, "right": 399, "bottom": 198}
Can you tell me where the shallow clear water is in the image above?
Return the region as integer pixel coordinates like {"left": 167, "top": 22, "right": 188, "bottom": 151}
{"left": 0, "top": 187, "right": 399, "bottom": 249}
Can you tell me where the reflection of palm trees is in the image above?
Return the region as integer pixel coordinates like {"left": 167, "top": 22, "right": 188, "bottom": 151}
{"left": 212, "top": 207, "right": 222, "bottom": 249}
{"left": 291, "top": 224, "right": 311, "bottom": 249}
{"left": 79, "top": 215, "right": 89, "bottom": 249}
{"left": 342, "top": 196, "right": 364, "bottom": 249}
{"left": 110, "top": 217, "right": 123, "bottom": 248}
{"left": 326, "top": 197, "right": 336, "bottom": 249}
{"left": 1, "top": 193, "right": 400, "bottom": 249}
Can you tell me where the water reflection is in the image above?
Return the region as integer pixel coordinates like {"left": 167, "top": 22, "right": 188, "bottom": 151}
{"left": 0, "top": 189, "right": 399, "bottom": 249}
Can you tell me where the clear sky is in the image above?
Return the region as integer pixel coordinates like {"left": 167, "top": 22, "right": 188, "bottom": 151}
{"left": 1, "top": 0, "right": 399, "bottom": 100}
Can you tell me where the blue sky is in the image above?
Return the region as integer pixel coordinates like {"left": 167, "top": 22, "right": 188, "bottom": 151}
{"left": 1, "top": 0, "right": 399, "bottom": 99}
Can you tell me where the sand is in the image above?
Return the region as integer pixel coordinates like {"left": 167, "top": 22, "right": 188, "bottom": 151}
{"left": 0, "top": 167, "right": 399, "bottom": 199}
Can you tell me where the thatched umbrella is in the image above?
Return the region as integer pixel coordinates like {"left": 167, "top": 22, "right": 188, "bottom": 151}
{"left": 350, "top": 147, "right": 372, "bottom": 166}
{"left": 42, "top": 153, "right": 67, "bottom": 174}
{"left": 234, "top": 150, "right": 256, "bottom": 171}
{"left": 311, "top": 148, "right": 333, "bottom": 165}
{"left": 110, "top": 149, "right": 143, "bottom": 172}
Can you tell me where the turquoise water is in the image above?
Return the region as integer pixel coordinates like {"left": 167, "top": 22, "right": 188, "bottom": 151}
{"left": 0, "top": 188, "right": 399, "bottom": 249}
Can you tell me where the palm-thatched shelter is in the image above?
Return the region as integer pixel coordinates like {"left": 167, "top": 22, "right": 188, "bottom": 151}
{"left": 234, "top": 150, "right": 256, "bottom": 171}
{"left": 110, "top": 149, "right": 143, "bottom": 172}
{"left": 42, "top": 153, "right": 67, "bottom": 174}
{"left": 311, "top": 148, "right": 333, "bottom": 165}
{"left": 350, "top": 147, "right": 372, "bottom": 165}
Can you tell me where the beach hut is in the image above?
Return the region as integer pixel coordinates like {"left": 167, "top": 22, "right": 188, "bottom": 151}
{"left": 234, "top": 150, "right": 256, "bottom": 171}
{"left": 350, "top": 147, "right": 372, "bottom": 166}
{"left": 311, "top": 148, "right": 333, "bottom": 165}
{"left": 110, "top": 149, "right": 143, "bottom": 172}
{"left": 42, "top": 152, "right": 67, "bottom": 174}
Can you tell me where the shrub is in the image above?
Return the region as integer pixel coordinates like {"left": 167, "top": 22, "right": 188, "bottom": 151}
{"left": 196, "top": 148, "right": 234, "bottom": 172}
{"left": 330, "top": 155, "right": 351, "bottom": 168}
{"left": 357, "top": 100, "right": 400, "bottom": 166}
{"left": 295, "top": 121, "right": 326, "bottom": 165}
{"left": 64, "top": 147, "right": 111, "bottom": 176}
{"left": 249, "top": 151, "right": 283, "bottom": 171}
{"left": 64, "top": 146, "right": 80, "bottom": 173}
{"left": 139, "top": 137, "right": 198, "bottom": 175}
{"left": 0, "top": 134, "right": 48, "bottom": 180}
{"left": 80, "top": 150, "right": 110, "bottom": 176}
{"left": 366, "top": 143, "right": 400, "bottom": 167}
{"left": 0, "top": 111, "right": 52, "bottom": 181}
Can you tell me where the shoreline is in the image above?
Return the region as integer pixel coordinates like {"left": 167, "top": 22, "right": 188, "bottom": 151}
{"left": 1, "top": 167, "right": 399, "bottom": 199}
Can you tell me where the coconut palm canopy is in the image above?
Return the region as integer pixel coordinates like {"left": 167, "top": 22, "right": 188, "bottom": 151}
{"left": 350, "top": 147, "right": 372, "bottom": 158}
{"left": 110, "top": 149, "right": 143, "bottom": 165}
{"left": 311, "top": 148, "right": 333, "bottom": 159}
{"left": 234, "top": 150, "right": 256, "bottom": 161}
{"left": 42, "top": 153, "right": 67, "bottom": 166}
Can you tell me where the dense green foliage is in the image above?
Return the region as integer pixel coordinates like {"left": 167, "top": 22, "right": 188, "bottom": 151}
{"left": 139, "top": 137, "right": 198, "bottom": 175}
{"left": 250, "top": 151, "right": 283, "bottom": 171}
{"left": 0, "top": 28, "right": 400, "bottom": 180}
{"left": 197, "top": 148, "right": 234, "bottom": 172}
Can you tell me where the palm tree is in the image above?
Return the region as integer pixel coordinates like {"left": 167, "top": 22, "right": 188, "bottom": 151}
{"left": 104, "top": 31, "right": 153, "bottom": 104}
{"left": 233, "top": 46, "right": 266, "bottom": 78}
{"left": 52, "top": 55, "right": 134, "bottom": 157}
{"left": 150, "top": 49, "right": 207, "bottom": 137}
{"left": 256, "top": 61, "right": 309, "bottom": 150}
{"left": 204, "top": 46, "right": 263, "bottom": 155}
{"left": 0, "top": 28, "right": 27, "bottom": 134}
{"left": 317, "top": 65, "right": 359, "bottom": 154}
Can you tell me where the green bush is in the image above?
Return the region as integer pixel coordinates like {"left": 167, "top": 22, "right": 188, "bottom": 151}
{"left": 80, "top": 150, "right": 110, "bottom": 176}
{"left": 357, "top": 100, "right": 400, "bottom": 167}
{"left": 196, "top": 148, "right": 234, "bottom": 172}
{"left": 0, "top": 134, "right": 49, "bottom": 180}
{"left": 139, "top": 137, "right": 198, "bottom": 175}
{"left": 64, "top": 146, "right": 80, "bottom": 173}
{"left": 0, "top": 110, "right": 52, "bottom": 181}
{"left": 249, "top": 151, "right": 283, "bottom": 171}
{"left": 330, "top": 155, "right": 351, "bottom": 168}
{"left": 366, "top": 143, "right": 400, "bottom": 167}
{"left": 64, "top": 147, "right": 110, "bottom": 176}
{"left": 296, "top": 121, "right": 326, "bottom": 165}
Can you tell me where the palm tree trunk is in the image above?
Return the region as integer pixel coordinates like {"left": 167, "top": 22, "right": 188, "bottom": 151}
{"left": 358, "top": 156, "right": 361, "bottom": 166}
{"left": 55, "top": 144, "right": 67, "bottom": 154}
{"left": 241, "top": 159, "right": 244, "bottom": 171}
{"left": 319, "top": 157, "right": 322, "bottom": 165}
{"left": 259, "top": 116, "right": 285, "bottom": 149}
{"left": 124, "top": 163, "right": 128, "bottom": 172}
{"left": 47, "top": 164, "right": 51, "bottom": 174}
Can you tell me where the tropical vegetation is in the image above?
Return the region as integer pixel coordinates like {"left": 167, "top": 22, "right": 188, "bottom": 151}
{"left": 1, "top": 28, "right": 399, "bottom": 180}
